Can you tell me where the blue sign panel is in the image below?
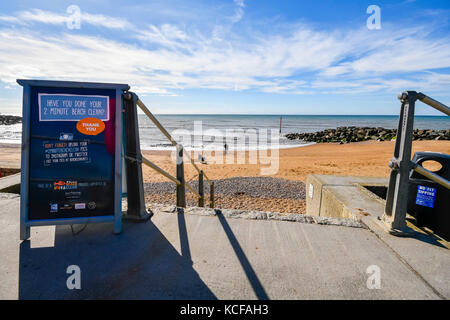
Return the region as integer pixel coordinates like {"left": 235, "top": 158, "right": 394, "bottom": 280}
{"left": 39, "top": 93, "right": 109, "bottom": 121}
{"left": 28, "top": 86, "right": 117, "bottom": 221}
{"left": 415, "top": 185, "right": 436, "bottom": 208}
{"left": 18, "top": 79, "right": 128, "bottom": 240}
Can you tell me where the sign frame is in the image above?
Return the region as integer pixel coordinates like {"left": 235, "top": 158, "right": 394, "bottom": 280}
{"left": 17, "top": 79, "right": 129, "bottom": 240}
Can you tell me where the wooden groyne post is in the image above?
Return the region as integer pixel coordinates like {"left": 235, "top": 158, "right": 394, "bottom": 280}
{"left": 198, "top": 170, "right": 204, "bottom": 207}
{"left": 176, "top": 145, "right": 186, "bottom": 208}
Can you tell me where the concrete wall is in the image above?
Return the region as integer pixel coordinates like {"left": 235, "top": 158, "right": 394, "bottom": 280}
{"left": 306, "top": 174, "right": 388, "bottom": 220}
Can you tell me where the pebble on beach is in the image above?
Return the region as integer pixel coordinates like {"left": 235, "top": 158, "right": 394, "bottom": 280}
{"left": 144, "top": 176, "right": 307, "bottom": 214}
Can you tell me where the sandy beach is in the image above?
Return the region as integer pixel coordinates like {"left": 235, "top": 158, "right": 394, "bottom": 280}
{"left": 1, "top": 140, "right": 449, "bottom": 213}
{"left": 141, "top": 140, "right": 450, "bottom": 182}
{"left": 138, "top": 140, "right": 450, "bottom": 213}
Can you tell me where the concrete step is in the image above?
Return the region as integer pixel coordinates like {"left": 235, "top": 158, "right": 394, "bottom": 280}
{"left": 0, "top": 195, "right": 447, "bottom": 299}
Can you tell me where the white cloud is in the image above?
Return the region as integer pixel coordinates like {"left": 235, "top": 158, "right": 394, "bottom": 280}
{"left": 0, "top": 9, "right": 132, "bottom": 29}
{"left": 0, "top": 8, "right": 449, "bottom": 97}
{"left": 81, "top": 12, "right": 132, "bottom": 29}
{"left": 18, "top": 9, "right": 68, "bottom": 25}
{"left": 0, "top": 15, "right": 25, "bottom": 24}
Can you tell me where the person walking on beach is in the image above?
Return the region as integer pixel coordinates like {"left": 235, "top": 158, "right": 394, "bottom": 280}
{"left": 224, "top": 143, "right": 228, "bottom": 154}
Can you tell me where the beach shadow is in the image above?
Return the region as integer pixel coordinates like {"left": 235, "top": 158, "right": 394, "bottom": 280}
{"left": 215, "top": 210, "right": 269, "bottom": 300}
{"left": 177, "top": 208, "right": 191, "bottom": 261}
{"left": 18, "top": 218, "right": 216, "bottom": 300}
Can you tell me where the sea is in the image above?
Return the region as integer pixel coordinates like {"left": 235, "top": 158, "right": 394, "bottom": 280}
{"left": 0, "top": 115, "right": 448, "bottom": 151}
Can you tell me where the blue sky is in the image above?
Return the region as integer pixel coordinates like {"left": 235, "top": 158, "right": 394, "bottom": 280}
{"left": 0, "top": 0, "right": 449, "bottom": 115}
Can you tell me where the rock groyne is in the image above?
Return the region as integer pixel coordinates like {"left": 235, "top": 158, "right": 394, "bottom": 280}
{"left": 286, "top": 127, "right": 450, "bottom": 143}
{"left": 0, "top": 115, "right": 21, "bottom": 126}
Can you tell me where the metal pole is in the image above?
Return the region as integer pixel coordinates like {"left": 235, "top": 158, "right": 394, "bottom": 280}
{"left": 176, "top": 145, "right": 186, "bottom": 208}
{"left": 19, "top": 83, "right": 31, "bottom": 240}
{"left": 418, "top": 93, "right": 450, "bottom": 116}
{"left": 412, "top": 162, "right": 450, "bottom": 190}
{"left": 209, "top": 182, "right": 215, "bottom": 208}
{"left": 383, "top": 91, "right": 417, "bottom": 233}
{"left": 198, "top": 170, "right": 204, "bottom": 207}
{"left": 279, "top": 116, "right": 282, "bottom": 134}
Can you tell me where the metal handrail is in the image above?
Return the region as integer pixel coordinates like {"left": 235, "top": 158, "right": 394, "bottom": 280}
{"left": 411, "top": 161, "right": 450, "bottom": 190}
{"left": 136, "top": 98, "right": 179, "bottom": 147}
{"left": 404, "top": 92, "right": 450, "bottom": 189}
{"left": 383, "top": 91, "right": 449, "bottom": 233}
{"left": 126, "top": 93, "right": 215, "bottom": 207}
{"left": 141, "top": 156, "right": 181, "bottom": 186}
{"left": 137, "top": 98, "right": 211, "bottom": 180}
{"left": 417, "top": 93, "right": 450, "bottom": 116}
{"left": 185, "top": 181, "right": 201, "bottom": 198}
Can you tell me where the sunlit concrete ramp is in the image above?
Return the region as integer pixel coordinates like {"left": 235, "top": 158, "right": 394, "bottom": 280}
{"left": 0, "top": 195, "right": 448, "bottom": 300}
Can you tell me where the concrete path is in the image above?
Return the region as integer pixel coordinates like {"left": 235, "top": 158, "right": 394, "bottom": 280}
{"left": 0, "top": 194, "right": 447, "bottom": 300}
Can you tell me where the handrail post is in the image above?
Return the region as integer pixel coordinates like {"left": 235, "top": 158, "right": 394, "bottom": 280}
{"left": 122, "top": 92, "right": 152, "bottom": 221}
{"left": 176, "top": 145, "right": 186, "bottom": 208}
{"left": 210, "top": 182, "right": 215, "bottom": 208}
{"left": 382, "top": 91, "right": 417, "bottom": 234}
{"left": 198, "top": 170, "right": 204, "bottom": 207}
{"left": 131, "top": 94, "right": 216, "bottom": 210}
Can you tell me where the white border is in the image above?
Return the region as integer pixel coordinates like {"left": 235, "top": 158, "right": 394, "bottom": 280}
{"left": 38, "top": 93, "right": 110, "bottom": 122}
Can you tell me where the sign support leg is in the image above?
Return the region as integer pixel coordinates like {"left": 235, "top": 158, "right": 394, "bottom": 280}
{"left": 122, "top": 92, "right": 152, "bottom": 222}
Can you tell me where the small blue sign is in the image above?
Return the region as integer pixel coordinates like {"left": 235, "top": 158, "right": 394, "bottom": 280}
{"left": 415, "top": 185, "right": 436, "bottom": 208}
{"left": 39, "top": 94, "right": 109, "bottom": 121}
{"left": 59, "top": 132, "right": 73, "bottom": 141}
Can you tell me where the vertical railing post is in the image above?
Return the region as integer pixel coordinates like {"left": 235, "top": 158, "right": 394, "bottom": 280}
{"left": 383, "top": 91, "right": 417, "bottom": 233}
{"left": 176, "top": 145, "right": 186, "bottom": 208}
{"left": 209, "top": 182, "right": 215, "bottom": 208}
{"left": 123, "top": 92, "right": 152, "bottom": 221}
{"left": 198, "top": 170, "right": 204, "bottom": 207}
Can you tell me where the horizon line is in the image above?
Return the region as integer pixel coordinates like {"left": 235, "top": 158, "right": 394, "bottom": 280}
{"left": 148, "top": 113, "right": 446, "bottom": 117}
{"left": 0, "top": 112, "right": 447, "bottom": 117}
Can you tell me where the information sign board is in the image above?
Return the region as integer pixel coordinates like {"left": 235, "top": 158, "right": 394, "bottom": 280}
{"left": 17, "top": 80, "right": 129, "bottom": 240}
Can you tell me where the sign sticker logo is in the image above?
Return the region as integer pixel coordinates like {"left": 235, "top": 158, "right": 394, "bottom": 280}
{"left": 76, "top": 117, "right": 105, "bottom": 136}
{"left": 54, "top": 180, "right": 78, "bottom": 190}
{"left": 416, "top": 185, "right": 436, "bottom": 208}
{"left": 59, "top": 132, "right": 74, "bottom": 141}
{"left": 75, "top": 203, "right": 86, "bottom": 210}
{"left": 50, "top": 203, "right": 58, "bottom": 213}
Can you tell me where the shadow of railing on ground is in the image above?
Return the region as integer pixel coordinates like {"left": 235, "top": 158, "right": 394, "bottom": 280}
{"left": 177, "top": 208, "right": 191, "bottom": 261}
{"left": 18, "top": 219, "right": 216, "bottom": 300}
{"left": 215, "top": 209, "right": 269, "bottom": 300}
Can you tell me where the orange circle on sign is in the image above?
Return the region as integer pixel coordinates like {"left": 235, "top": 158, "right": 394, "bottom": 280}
{"left": 76, "top": 117, "right": 105, "bottom": 136}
